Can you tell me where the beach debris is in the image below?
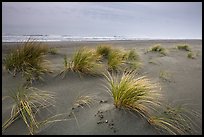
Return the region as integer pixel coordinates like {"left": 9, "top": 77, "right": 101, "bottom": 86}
{"left": 99, "top": 114, "right": 104, "bottom": 119}
{"left": 97, "top": 121, "right": 103, "bottom": 124}
{"left": 99, "top": 100, "right": 108, "bottom": 103}
{"left": 95, "top": 111, "right": 117, "bottom": 133}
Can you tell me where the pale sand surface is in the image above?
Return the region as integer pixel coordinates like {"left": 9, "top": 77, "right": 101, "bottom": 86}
{"left": 2, "top": 40, "right": 202, "bottom": 135}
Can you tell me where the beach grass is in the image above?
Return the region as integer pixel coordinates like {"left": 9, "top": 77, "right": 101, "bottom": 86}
{"left": 148, "top": 44, "right": 167, "bottom": 56}
{"left": 159, "top": 70, "right": 171, "bottom": 82}
{"left": 73, "top": 95, "right": 96, "bottom": 109}
{"left": 3, "top": 39, "right": 50, "bottom": 84}
{"left": 148, "top": 104, "right": 201, "bottom": 135}
{"left": 2, "top": 86, "right": 56, "bottom": 135}
{"left": 96, "top": 46, "right": 141, "bottom": 72}
{"left": 125, "top": 49, "right": 140, "bottom": 61}
{"left": 104, "top": 71, "right": 162, "bottom": 119}
{"left": 124, "top": 49, "right": 141, "bottom": 71}
{"left": 48, "top": 47, "right": 58, "bottom": 55}
{"left": 59, "top": 47, "right": 102, "bottom": 77}
{"left": 187, "top": 52, "right": 196, "bottom": 59}
{"left": 107, "top": 48, "right": 126, "bottom": 72}
{"left": 177, "top": 44, "right": 191, "bottom": 51}
{"left": 96, "top": 45, "right": 112, "bottom": 59}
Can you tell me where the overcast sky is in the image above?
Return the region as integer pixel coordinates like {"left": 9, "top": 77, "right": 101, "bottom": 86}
{"left": 2, "top": 2, "right": 202, "bottom": 38}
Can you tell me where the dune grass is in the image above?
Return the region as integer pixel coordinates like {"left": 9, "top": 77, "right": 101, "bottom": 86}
{"left": 73, "top": 95, "right": 96, "bottom": 109}
{"left": 125, "top": 49, "right": 140, "bottom": 61}
{"left": 187, "top": 52, "right": 196, "bottom": 59}
{"left": 69, "top": 47, "right": 102, "bottom": 74}
{"left": 3, "top": 39, "right": 50, "bottom": 84}
{"left": 96, "top": 45, "right": 112, "bottom": 59}
{"left": 159, "top": 70, "right": 172, "bottom": 82}
{"left": 59, "top": 47, "right": 102, "bottom": 78}
{"left": 2, "top": 86, "right": 74, "bottom": 135}
{"left": 148, "top": 104, "right": 201, "bottom": 135}
{"left": 148, "top": 44, "right": 167, "bottom": 56}
{"left": 96, "top": 45, "right": 141, "bottom": 72}
{"left": 177, "top": 44, "right": 191, "bottom": 51}
{"left": 124, "top": 49, "right": 141, "bottom": 71}
{"left": 2, "top": 86, "right": 56, "bottom": 135}
{"left": 104, "top": 71, "right": 163, "bottom": 119}
{"left": 48, "top": 47, "right": 58, "bottom": 55}
{"left": 107, "top": 49, "right": 126, "bottom": 72}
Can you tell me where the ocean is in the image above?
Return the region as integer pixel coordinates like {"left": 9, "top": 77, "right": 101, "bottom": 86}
{"left": 2, "top": 34, "right": 153, "bottom": 42}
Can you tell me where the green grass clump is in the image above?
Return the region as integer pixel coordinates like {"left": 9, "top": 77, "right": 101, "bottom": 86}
{"left": 159, "top": 70, "right": 172, "bottom": 82}
{"left": 107, "top": 49, "right": 126, "bottom": 72}
{"left": 3, "top": 39, "right": 50, "bottom": 84}
{"left": 124, "top": 49, "right": 141, "bottom": 71}
{"left": 149, "top": 44, "right": 167, "bottom": 55}
{"left": 187, "top": 52, "right": 196, "bottom": 59}
{"left": 2, "top": 86, "right": 56, "bottom": 135}
{"left": 48, "top": 48, "right": 58, "bottom": 55}
{"left": 96, "top": 46, "right": 141, "bottom": 72}
{"left": 104, "top": 71, "right": 162, "bottom": 118}
{"left": 96, "top": 45, "right": 112, "bottom": 59}
{"left": 148, "top": 105, "right": 201, "bottom": 135}
{"left": 59, "top": 47, "right": 102, "bottom": 77}
{"left": 177, "top": 44, "right": 191, "bottom": 51}
{"left": 125, "top": 49, "right": 140, "bottom": 61}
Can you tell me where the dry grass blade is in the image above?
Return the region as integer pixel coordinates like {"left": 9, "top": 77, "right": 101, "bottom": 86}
{"left": 73, "top": 95, "right": 96, "bottom": 109}
{"left": 148, "top": 104, "right": 201, "bottom": 135}
{"left": 2, "top": 86, "right": 56, "bottom": 135}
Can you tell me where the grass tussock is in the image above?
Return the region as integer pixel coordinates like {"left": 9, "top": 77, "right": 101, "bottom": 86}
{"left": 2, "top": 86, "right": 56, "bottom": 135}
{"left": 59, "top": 47, "right": 102, "bottom": 78}
{"left": 124, "top": 49, "right": 141, "bottom": 71}
{"left": 104, "top": 71, "right": 163, "bottom": 118}
{"left": 177, "top": 44, "right": 191, "bottom": 51}
{"left": 126, "top": 49, "right": 140, "bottom": 61}
{"left": 148, "top": 104, "right": 201, "bottom": 135}
{"left": 148, "top": 44, "right": 167, "bottom": 56}
{"left": 96, "top": 45, "right": 141, "bottom": 72}
{"left": 48, "top": 48, "right": 58, "bottom": 55}
{"left": 3, "top": 39, "right": 50, "bottom": 84}
{"left": 2, "top": 86, "right": 73, "bottom": 135}
{"left": 107, "top": 49, "right": 126, "bottom": 72}
{"left": 69, "top": 47, "right": 103, "bottom": 75}
{"left": 96, "top": 45, "right": 112, "bottom": 59}
{"left": 159, "top": 70, "right": 172, "bottom": 82}
{"left": 187, "top": 52, "right": 196, "bottom": 59}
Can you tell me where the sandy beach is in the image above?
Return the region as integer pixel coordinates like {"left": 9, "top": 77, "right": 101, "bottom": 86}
{"left": 2, "top": 40, "right": 202, "bottom": 135}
